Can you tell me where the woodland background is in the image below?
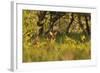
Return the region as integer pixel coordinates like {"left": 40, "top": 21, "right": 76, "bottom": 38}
{"left": 23, "top": 10, "right": 91, "bottom": 62}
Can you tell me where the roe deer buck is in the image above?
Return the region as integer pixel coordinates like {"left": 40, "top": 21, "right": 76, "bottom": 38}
{"left": 47, "top": 25, "right": 59, "bottom": 41}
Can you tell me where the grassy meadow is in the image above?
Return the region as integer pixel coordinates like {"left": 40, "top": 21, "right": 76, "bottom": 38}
{"left": 22, "top": 10, "right": 91, "bottom": 62}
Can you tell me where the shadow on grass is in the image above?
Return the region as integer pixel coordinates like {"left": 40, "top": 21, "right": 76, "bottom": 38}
{"left": 66, "top": 32, "right": 90, "bottom": 42}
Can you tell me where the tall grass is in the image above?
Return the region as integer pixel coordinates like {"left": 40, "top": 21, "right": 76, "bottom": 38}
{"left": 23, "top": 32, "right": 91, "bottom": 62}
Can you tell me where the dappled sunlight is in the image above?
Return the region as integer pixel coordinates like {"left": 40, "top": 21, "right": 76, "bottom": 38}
{"left": 22, "top": 10, "right": 91, "bottom": 62}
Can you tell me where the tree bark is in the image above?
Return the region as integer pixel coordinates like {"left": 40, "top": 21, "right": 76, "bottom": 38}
{"left": 66, "top": 13, "right": 74, "bottom": 33}
{"left": 78, "top": 14, "right": 86, "bottom": 33}
{"left": 85, "top": 16, "right": 90, "bottom": 35}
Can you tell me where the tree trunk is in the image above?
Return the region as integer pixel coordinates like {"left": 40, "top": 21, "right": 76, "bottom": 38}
{"left": 78, "top": 14, "right": 86, "bottom": 34}
{"left": 66, "top": 13, "right": 74, "bottom": 33}
{"left": 85, "top": 16, "right": 90, "bottom": 35}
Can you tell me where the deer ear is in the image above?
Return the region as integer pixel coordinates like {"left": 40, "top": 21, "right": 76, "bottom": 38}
{"left": 54, "top": 32, "right": 57, "bottom": 35}
{"left": 50, "top": 32, "right": 53, "bottom": 35}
